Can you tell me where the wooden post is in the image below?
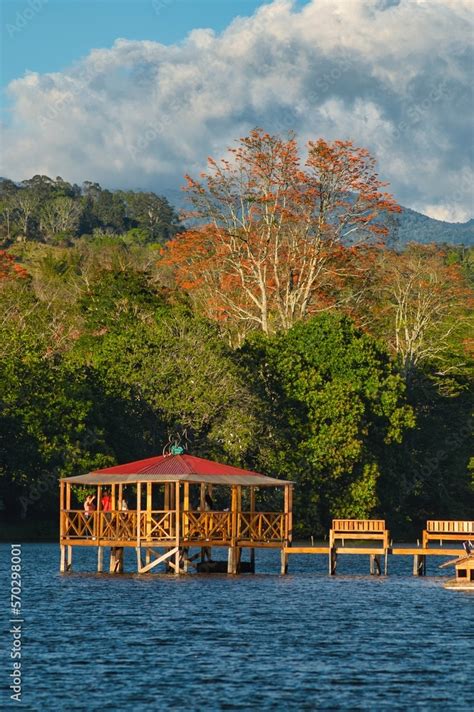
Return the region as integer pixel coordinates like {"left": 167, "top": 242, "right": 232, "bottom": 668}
{"left": 136, "top": 482, "right": 142, "bottom": 572}
{"left": 370, "top": 554, "right": 381, "bottom": 575}
{"left": 328, "top": 527, "right": 337, "bottom": 575}
{"left": 280, "top": 549, "right": 288, "bottom": 575}
{"left": 183, "top": 482, "right": 189, "bottom": 536}
{"left": 136, "top": 547, "right": 142, "bottom": 572}
{"left": 97, "top": 546, "right": 104, "bottom": 572}
{"left": 59, "top": 480, "right": 65, "bottom": 545}
{"left": 288, "top": 485, "right": 293, "bottom": 545}
{"left": 110, "top": 547, "right": 124, "bottom": 573}
{"left": 97, "top": 485, "right": 102, "bottom": 541}
{"left": 118, "top": 483, "right": 123, "bottom": 508}
{"left": 67, "top": 546, "right": 72, "bottom": 572}
{"left": 250, "top": 487, "right": 256, "bottom": 573}
{"left": 116, "top": 547, "right": 124, "bottom": 573}
{"left": 65, "top": 483, "right": 71, "bottom": 542}
{"left": 111, "top": 483, "right": 116, "bottom": 511}
{"left": 228, "top": 486, "right": 238, "bottom": 574}
{"left": 413, "top": 554, "right": 426, "bottom": 576}
{"left": 174, "top": 481, "right": 181, "bottom": 574}
{"left": 60, "top": 545, "right": 66, "bottom": 573}
{"left": 146, "top": 482, "right": 152, "bottom": 541}
{"left": 182, "top": 482, "right": 190, "bottom": 573}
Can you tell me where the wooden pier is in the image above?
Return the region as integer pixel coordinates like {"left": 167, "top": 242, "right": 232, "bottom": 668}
{"left": 59, "top": 453, "right": 472, "bottom": 578}
{"left": 285, "top": 518, "right": 474, "bottom": 576}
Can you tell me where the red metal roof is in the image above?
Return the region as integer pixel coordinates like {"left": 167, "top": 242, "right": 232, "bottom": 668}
{"left": 92, "top": 453, "right": 265, "bottom": 479}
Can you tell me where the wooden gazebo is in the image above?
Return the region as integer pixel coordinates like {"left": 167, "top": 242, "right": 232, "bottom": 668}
{"left": 59, "top": 453, "right": 293, "bottom": 575}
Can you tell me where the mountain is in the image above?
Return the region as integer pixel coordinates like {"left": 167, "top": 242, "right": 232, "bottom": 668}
{"left": 394, "top": 207, "right": 474, "bottom": 246}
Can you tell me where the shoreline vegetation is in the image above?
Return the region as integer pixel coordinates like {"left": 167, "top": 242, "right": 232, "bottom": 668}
{"left": 1, "top": 130, "right": 473, "bottom": 539}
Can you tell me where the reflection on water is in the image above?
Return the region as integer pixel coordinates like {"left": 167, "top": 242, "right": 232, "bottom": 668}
{"left": 2, "top": 544, "right": 473, "bottom": 710}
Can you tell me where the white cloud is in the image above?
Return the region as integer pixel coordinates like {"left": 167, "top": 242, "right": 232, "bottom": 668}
{"left": 2, "top": 0, "right": 473, "bottom": 220}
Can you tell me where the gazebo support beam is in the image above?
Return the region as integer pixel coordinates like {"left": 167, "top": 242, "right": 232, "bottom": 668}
{"left": 174, "top": 481, "right": 181, "bottom": 574}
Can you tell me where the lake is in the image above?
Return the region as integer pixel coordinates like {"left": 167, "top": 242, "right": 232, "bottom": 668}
{"left": 2, "top": 543, "right": 473, "bottom": 710}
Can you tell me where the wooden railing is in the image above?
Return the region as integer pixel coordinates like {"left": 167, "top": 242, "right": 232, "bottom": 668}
{"left": 423, "top": 520, "right": 474, "bottom": 547}
{"left": 238, "top": 512, "right": 287, "bottom": 542}
{"left": 62, "top": 510, "right": 288, "bottom": 544}
{"left": 62, "top": 510, "right": 176, "bottom": 541}
{"left": 183, "top": 511, "right": 233, "bottom": 542}
{"left": 329, "top": 519, "right": 389, "bottom": 548}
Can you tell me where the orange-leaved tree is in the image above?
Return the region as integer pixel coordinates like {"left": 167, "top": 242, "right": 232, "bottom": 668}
{"left": 162, "top": 129, "right": 400, "bottom": 338}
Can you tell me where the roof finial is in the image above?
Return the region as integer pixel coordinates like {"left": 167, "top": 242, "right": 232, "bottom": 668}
{"left": 163, "top": 431, "right": 187, "bottom": 457}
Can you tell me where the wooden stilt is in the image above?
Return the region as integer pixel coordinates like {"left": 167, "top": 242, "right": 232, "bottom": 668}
{"left": 250, "top": 547, "right": 256, "bottom": 573}
{"left": 59, "top": 481, "right": 65, "bottom": 545}
{"left": 228, "top": 485, "right": 238, "bottom": 574}
{"left": 329, "top": 547, "right": 337, "bottom": 575}
{"left": 280, "top": 548, "right": 288, "bottom": 575}
{"left": 109, "top": 547, "right": 116, "bottom": 573}
{"left": 67, "top": 546, "right": 72, "bottom": 572}
{"left": 110, "top": 547, "right": 124, "bottom": 573}
{"left": 413, "top": 554, "right": 426, "bottom": 576}
{"left": 384, "top": 550, "right": 389, "bottom": 575}
{"left": 227, "top": 546, "right": 235, "bottom": 574}
{"left": 370, "top": 554, "right": 381, "bottom": 575}
{"left": 60, "top": 544, "right": 66, "bottom": 573}
{"left": 97, "top": 546, "right": 104, "bottom": 573}
{"left": 136, "top": 546, "right": 143, "bottom": 572}
{"left": 117, "top": 547, "right": 124, "bottom": 573}
{"left": 174, "top": 481, "right": 180, "bottom": 575}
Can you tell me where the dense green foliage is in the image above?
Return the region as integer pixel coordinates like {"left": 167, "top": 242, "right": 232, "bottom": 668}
{"left": 0, "top": 182, "right": 472, "bottom": 538}
{"left": 241, "top": 316, "right": 415, "bottom": 535}
{"left": 0, "top": 176, "right": 182, "bottom": 246}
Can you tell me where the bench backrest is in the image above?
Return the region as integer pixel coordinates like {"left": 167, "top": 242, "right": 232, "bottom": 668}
{"left": 427, "top": 520, "right": 474, "bottom": 534}
{"left": 332, "top": 519, "right": 386, "bottom": 533}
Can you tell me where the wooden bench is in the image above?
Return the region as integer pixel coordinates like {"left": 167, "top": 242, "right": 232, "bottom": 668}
{"left": 422, "top": 520, "right": 474, "bottom": 548}
{"left": 329, "top": 519, "right": 389, "bottom": 549}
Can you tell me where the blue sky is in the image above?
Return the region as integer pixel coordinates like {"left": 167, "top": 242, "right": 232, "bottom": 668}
{"left": 1, "top": 0, "right": 472, "bottom": 222}
{"left": 1, "top": 0, "right": 308, "bottom": 92}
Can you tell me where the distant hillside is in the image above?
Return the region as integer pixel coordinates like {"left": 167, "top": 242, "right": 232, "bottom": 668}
{"left": 394, "top": 207, "right": 474, "bottom": 246}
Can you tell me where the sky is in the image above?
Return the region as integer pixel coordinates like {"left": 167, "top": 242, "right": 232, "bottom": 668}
{"left": 1, "top": 0, "right": 473, "bottom": 221}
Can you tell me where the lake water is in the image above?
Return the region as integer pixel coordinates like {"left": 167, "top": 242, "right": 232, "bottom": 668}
{"left": 1, "top": 543, "right": 473, "bottom": 710}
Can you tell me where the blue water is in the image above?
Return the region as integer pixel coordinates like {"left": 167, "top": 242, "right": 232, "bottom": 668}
{"left": 1, "top": 544, "right": 473, "bottom": 710}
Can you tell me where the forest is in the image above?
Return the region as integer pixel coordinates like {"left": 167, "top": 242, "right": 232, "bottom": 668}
{"left": 1, "top": 129, "right": 473, "bottom": 539}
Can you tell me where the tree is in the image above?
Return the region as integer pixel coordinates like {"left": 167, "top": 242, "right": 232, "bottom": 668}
{"left": 371, "top": 244, "right": 473, "bottom": 380}
{"left": 121, "top": 191, "right": 182, "bottom": 243}
{"left": 40, "top": 196, "right": 83, "bottom": 242}
{"left": 241, "top": 313, "right": 414, "bottom": 535}
{"left": 162, "top": 128, "right": 400, "bottom": 339}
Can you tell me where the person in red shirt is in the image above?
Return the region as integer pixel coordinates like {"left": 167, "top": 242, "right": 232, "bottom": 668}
{"left": 101, "top": 491, "right": 112, "bottom": 512}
